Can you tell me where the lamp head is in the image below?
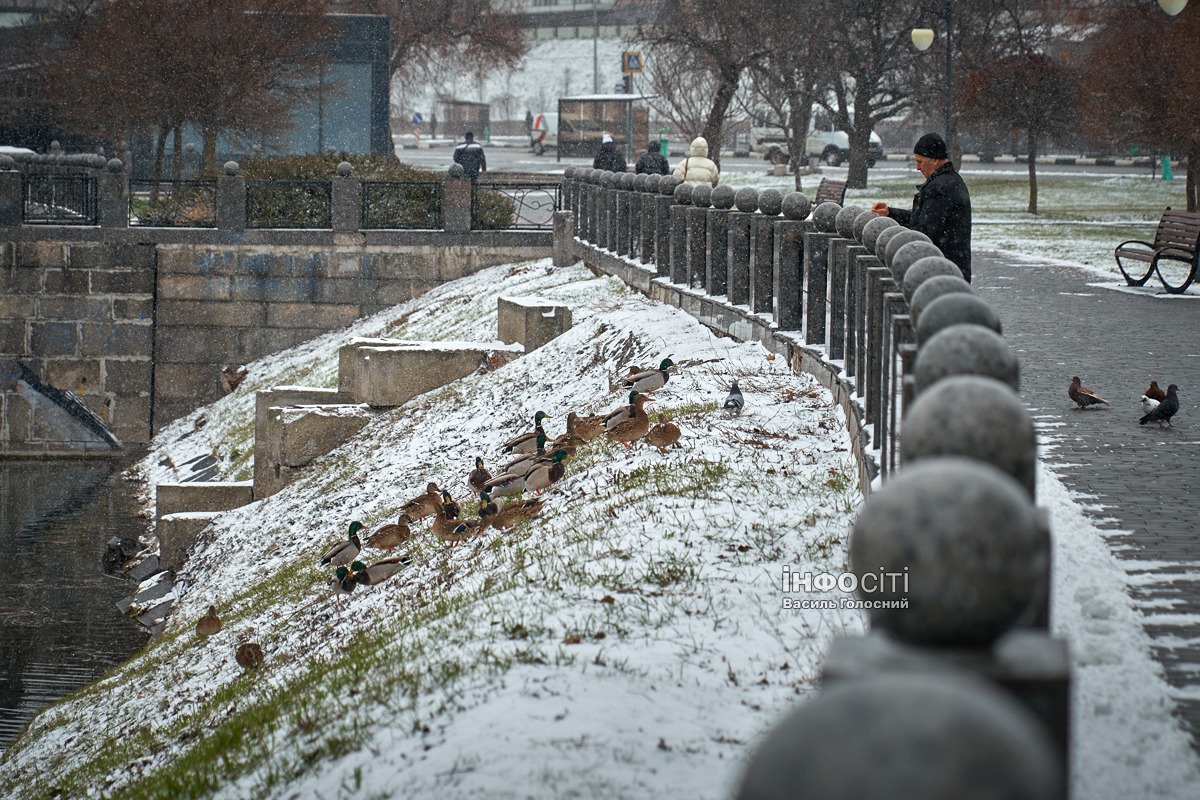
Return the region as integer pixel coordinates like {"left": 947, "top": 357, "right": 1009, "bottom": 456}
{"left": 912, "top": 26, "right": 935, "bottom": 51}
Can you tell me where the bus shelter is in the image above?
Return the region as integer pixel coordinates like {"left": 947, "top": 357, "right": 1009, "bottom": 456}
{"left": 556, "top": 95, "right": 650, "bottom": 162}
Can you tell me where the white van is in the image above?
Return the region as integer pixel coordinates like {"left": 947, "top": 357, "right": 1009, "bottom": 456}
{"left": 750, "top": 110, "right": 883, "bottom": 167}
{"left": 531, "top": 112, "right": 557, "bottom": 155}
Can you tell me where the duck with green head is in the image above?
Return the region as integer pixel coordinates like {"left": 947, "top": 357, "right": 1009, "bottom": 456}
{"left": 320, "top": 521, "right": 364, "bottom": 568}
{"left": 502, "top": 410, "right": 551, "bottom": 454}
{"left": 623, "top": 358, "right": 675, "bottom": 394}
{"left": 604, "top": 390, "right": 640, "bottom": 431}
{"left": 523, "top": 449, "right": 569, "bottom": 494}
{"left": 354, "top": 555, "right": 414, "bottom": 585}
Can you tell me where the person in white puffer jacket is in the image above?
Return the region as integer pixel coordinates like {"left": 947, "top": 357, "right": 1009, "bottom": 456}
{"left": 672, "top": 136, "right": 720, "bottom": 187}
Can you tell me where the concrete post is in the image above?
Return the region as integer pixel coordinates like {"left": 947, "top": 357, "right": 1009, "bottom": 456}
{"left": 640, "top": 184, "right": 657, "bottom": 264}
{"left": 707, "top": 207, "right": 729, "bottom": 297}
{"left": 804, "top": 231, "right": 834, "bottom": 345}
{"left": 828, "top": 238, "right": 852, "bottom": 361}
{"left": 654, "top": 194, "right": 673, "bottom": 277}
{"left": 669, "top": 201, "right": 688, "bottom": 285}
{"left": 752, "top": 215, "right": 776, "bottom": 315}
{"left": 331, "top": 163, "right": 361, "bottom": 233}
{"left": 615, "top": 184, "right": 630, "bottom": 256}
{"left": 865, "top": 265, "right": 892, "bottom": 426}
{"left": 727, "top": 212, "right": 752, "bottom": 307}
{"left": 627, "top": 184, "right": 641, "bottom": 257}
{"left": 216, "top": 161, "right": 247, "bottom": 232}
{"left": 97, "top": 158, "right": 129, "bottom": 229}
{"left": 604, "top": 178, "right": 618, "bottom": 251}
{"left": 442, "top": 169, "right": 471, "bottom": 234}
{"left": 773, "top": 219, "right": 807, "bottom": 331}
{"left": 553, "top": 210, "right": 575, "bottom": 266}
{"left": 686, "top": 205, "right": 707, "bottom": 290}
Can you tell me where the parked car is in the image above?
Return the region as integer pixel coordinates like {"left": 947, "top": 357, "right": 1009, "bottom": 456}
{"left": 750, "top": 110, "right": 883, "bottom": 167}
{"left": 0, "top": 145, "right": 36, "bottom": 157}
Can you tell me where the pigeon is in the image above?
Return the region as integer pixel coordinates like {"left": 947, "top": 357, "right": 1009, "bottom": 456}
{"left": 235, "top": 641, "right": 265, "bottom": 670}
{"left": 1145, "top": 380, "right": 1167, "bottom": 402}
{"left": 1139, "top": 383, "right": 1180, "bottom": 428}
{"left": 1068, "top": 376, "right": 1108, "bottom": 409}
{"left": 220, "top": 364, "right": 248, "bottom": 393}
{"left": 723, "top": 381, "right": 744, "bottom": 414}
{"left": 1140, "top": 395, "right": 1160, "bottom": 417}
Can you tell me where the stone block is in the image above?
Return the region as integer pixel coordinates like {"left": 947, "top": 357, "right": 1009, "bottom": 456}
{"left": 110, "top": 394, "right": 151, "bottom": 442}
{"left": 157, "top": 274, "right": 232, "bottom": 301}
{"left": 69, "top": 244, "right": 116, "bottom": 270}
{"left": 29, "top": 321, "right": 78, "bottom": 356}
{"left": 45, "top": 359, "right": 102, "bottom": 394}
{"left": 113, "top": 297, "right": 153, "bottom": 321}
{"left": 238, "top": 327, "right": 324, "bottom": 360}
{"left": 315, "top": 277, "right": 378, "bottom": 305}
{"left": 42, "top": 267, "right": 88, "bottom": 294}
{"left": 157, "top": 511, "right": 221, "bottom": 572}
{"left": 337, "top": 338, "right": 522, "bottom": 407}
{"left": 153, "top": 362, "right": 219, "bottom": 400}
{"left": 266, "top": 302, "right": 359, "bottom": 330}
{"left": 0, "top": 319, "right": 26, "bottom": 353}
{"left": 274, "top": 403, "right": 373, "bottom": 467}
{"left": 105, "top": 359, "right": 153, "bottom": 395}
{"left": 89, "top": 269, "right": 154, "bottom": 295}
{"left": 253, "top": 386, "right": 355, "bottom": 497}
{"left": 115, "top": 243, "right": 156, "bottom": 270}
{"left": 497, "top": 296, "right": 573, "bottom": 352}
{"left": 0, "top": 295, "right": 36, "bottom": 319}
{"left": 16, "top": 242, "right": 66, "bottom": 269}
{"left": 156, "top": 480, "right": 254, "bottom": 522}
{"left": 154, "top": 326, "right": 239, "bottom": 363}
{"left": 157, "top": 299, "right": 266, "bottom": 328}
{"left": 79, "top": 321, "right": 152, "bottom": 357}
{"left": 37, "top": 296, "right": 113, "bottom": 322}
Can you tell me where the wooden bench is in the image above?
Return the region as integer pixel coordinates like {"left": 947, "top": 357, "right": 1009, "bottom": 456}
{"left": 813, "top": 177, "right": 847, "bottom": 206}
{"left": 1115, "top": 208, "right": 1200, "bottom": 294}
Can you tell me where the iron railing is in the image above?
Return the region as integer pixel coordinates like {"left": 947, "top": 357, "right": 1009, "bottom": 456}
{"left": 246, "top": 180, "right": 332, "bottom": 229}
{"left": 22, "top": 173, "right": 98, "bottom": 225}
{"left": 360, "top": 181, "right": 443, "bottom": 229}
{"left": 471, "top": 181, "right": 560, "bottom": 231}
{"left": 129, "top": 179, "right": 218, "bottom": 227}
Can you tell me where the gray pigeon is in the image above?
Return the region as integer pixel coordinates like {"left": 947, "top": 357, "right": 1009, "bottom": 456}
{"left": 723, "top": 380, "right": 744, "bottom": 414}
{"left": 1139, "top": 384, "right": 1179, "bottom": 428}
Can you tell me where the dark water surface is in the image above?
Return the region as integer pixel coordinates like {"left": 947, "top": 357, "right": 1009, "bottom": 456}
{"left": 0, "top": 458, "right": 150, "bottom": 751}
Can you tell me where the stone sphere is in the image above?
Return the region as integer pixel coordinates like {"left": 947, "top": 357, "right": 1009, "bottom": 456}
{"left": 834, "top": 204, "right": 865, "bottom": 238}
{"left": 659, "top": 174, "right": 680, "bottom": 195}
{"left": 601, "top": 171, "right": 618, "bottom": 187}
{"left": 90, "top": 154, "right": 107, "bottom": 168}
{"left": 758, "top": 188, "right": 784, "bottom": 216}
{"left": 781, "top": 191, "right": 812, "bottom": 221}
{"left": 909, "top": 275, "right": 975, "bottom": 327}
{"left": 0, "top": 155, "right": 15, "bottom": 170}
{"left": 902, "top": 376, "right": 1037, "bottom": 499}
{"left": 849, "top": 458, "right": 1043, "bottom": 645}
{"left": 620, "top": 172, "right": 636, "bottom": 190}
{"left": 890, "top": 240, "right": 944, "bottom": 285}
{"left": 736, "top": 672, "right": 1062, "bottom": 800}
{"left": 49, "top": 140, "right": 61, "bottom": 152}
{"left": 812, "top": 202, "right": 841, "bottom": 233}
{"left": 872, "top": 224, "right": 905, "bottom": 258}
{"left": 336, "top": 161, "right": 353, "bottom": 177}
{"left": 223, "top": 160, "right": 240, "bottom": 176}
{"left": 673, "top": 182, "right": 693, "bottom": 204}
{"left": 902, "top": 256, "right": 964, "bottom": 303}
{"left": 735, "top": 187, "right": 760, "bottom": 213}
{"left": 882, "top": 228, "right": 931, "bottom": 269}
{"left": 563, "top": 166, "right": 577, "bottom": 179}
{"left": 104, "top": 158, "right": 122, "bottom": 173}
{"left": 589, "top": 169, "right": 604, "bottom": 183}
{"left": 915, "top": 324, "right": 1020, "bottom": 394}
{"left": 448, "top": 162, "right": 465, "bottom": 179}
{"left": 917, "top": 293, "right": 1002, "bottom": 345}
{"left": 711, "top": 184, "right": 736, "bottom": 210}
{"left": 852, "top": 209, "right": 876, "bottom": 242}
{"left": 690, "top": 183, "right": 712, "bottom": 208}
{"left": 861, "top": 215, "right": 898, "bottom": 252}
{"left": 633, "top": 173, "right": 650, "bottom": 191}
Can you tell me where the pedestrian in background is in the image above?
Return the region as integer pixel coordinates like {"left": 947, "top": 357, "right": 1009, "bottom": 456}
{"left": 412, "top": 111, "right": 424, "bottom": 144}
{"left": 430, "top": 112, "right": 437, "bottom": 139}
{"left": 593, "top": 133, "right": 627, "bottom": 173}
{"left": 672, "top": 137, "right": 719, "bottom": 186}
{"left": 871, "top": 132, "right": 972, "bottom": 282}
{"left": 635, "top": 140, "right": 670, "bottom": 175}
{"left": 453, "top": 131, "right": 487, "bottom": 181}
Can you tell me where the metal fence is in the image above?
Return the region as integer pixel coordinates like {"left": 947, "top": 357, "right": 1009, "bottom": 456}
{"left": 246, "top": 180, "right": 332, "bottom": 229}
{"left": 471, "top": 181, "right": 560, "bottom": 231}
{"left": 21, "top": 173, "right": 98, "bottom": 226}
{"left": 129, "top": 179, "right": 217, "bottom": 228}
{"left": 361, "top": 181, "right": 443, "bottom": 229}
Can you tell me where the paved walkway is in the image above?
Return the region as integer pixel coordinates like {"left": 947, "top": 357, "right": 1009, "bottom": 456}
{"left": 975, "top": 253, "right": 1200, "bottom": 748}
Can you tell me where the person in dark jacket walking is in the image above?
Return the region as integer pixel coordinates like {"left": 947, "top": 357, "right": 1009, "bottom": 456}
{"left": 592, "top": 133, "right": 627, "bottom": 173}
{"left": 871, "top": 132, "right": 972, "bottom": 281}
{"left": 634, "top": 140, "right": 670, "bottom": 175}
{"left": 453, "top": 131, "right": 487, "bottom": 181}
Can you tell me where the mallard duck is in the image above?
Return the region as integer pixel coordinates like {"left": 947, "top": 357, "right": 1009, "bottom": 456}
{"left": 623, "top": 358, "right": 674, "bottom": 394}
{"left": 365, "top": 516, "right": 413, "bottom": 551}
{"left": 523, "top": 449, "right": 569, "bottom": 494}
{"left": 236, "top": 641, "right": 265, "bottom": 670}
{"left": 468, "top": 456, "right": 492, "bottom": 496}
{"left": 607, "top": 392, "right": 653, "bottom": 448}
{"left": 196, "top": 605, "right": 222, "bottom": 637}
{"left": 644, "top": 412, "right": 682, "bottom": 453}
{"left": 501, "top": 433, "right": 549, "bottom": 476}
{"left": 502, "top": 410, "right": 551, "bottom": 454}
{"left": 567, "top": 410, "right": 605, "bottom": 442}
{"left": 400, "top": 482, "right": 442, "bottom": 519}
{"left": 604, "top": 390, "right": 640, "bottom": 431}
{"left": 441, "top": 490, "right": 461, "bottom": 520}
{"left": 430, "top": 497, "right": 467, "bottom": 542}
{"left": 320, "top": 521, "right": 364, "bottom": 567}
{"left": 354, "top": 554, "right": 414, "bottom": 585}
{"left": 491, "top": 497, "right": 545, "bottom": 531}
{"left": 327, "top": 564, "right": 360, "bottom": 608}
{"left": 482, "top": 470, "right": 526, "bottom": 499}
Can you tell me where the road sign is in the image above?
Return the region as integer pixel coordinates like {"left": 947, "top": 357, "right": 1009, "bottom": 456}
{"left": 622, "top": 51, "right": 643, "bottom": 74}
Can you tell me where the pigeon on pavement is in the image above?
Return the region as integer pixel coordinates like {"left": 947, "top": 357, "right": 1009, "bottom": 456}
{"left": 723, "top": 381, "right": 744, "bottom": 414}
{"left": 1145, "top": 380, "right": 1167, "bottom": 402}
{"left": 1068, "top": 376, "right": 1109, "bottom": 409}
{"left": 1141, "top": 395, "right": 1160, "bottom": 417}
{"left": 1139, "top": 384, "right": 1180, "bottom": 428}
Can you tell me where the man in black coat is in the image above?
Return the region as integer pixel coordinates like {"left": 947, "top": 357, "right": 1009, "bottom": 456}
{"left": 453, "top": 131, "right": 487, "bottom": 181}
{"left": 871, "top": 133, "right": 972, "bottom": 282}
{"left": 634, "top": 140, "right": 670, "bottom": 175}
{"left": 592, "top": 134, "right": 627, "bottom": 173}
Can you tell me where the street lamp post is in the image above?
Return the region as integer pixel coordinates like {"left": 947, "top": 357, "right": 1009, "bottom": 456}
{"left": 911, "top": 1, "right": 953, "bottom": 149}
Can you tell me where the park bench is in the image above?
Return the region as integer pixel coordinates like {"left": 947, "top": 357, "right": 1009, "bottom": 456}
{"left": 1115, "top": 208, "right": 1200, "bottom": 294}
{"left": 813, "top": 177, "right": 847, "bottom": 206}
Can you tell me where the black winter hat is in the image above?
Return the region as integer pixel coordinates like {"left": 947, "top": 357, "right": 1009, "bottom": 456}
{"left": 913, "top": 132, "right": 949, "bottom": 160}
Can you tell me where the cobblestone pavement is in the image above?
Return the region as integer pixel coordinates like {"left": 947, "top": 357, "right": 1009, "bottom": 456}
{"left": 975, "top": 253, "right": 1200, "bottom": 748}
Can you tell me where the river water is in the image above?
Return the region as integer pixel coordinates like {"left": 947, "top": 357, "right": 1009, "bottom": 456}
{"left": 0, "top": 458, "right": 150, "bottom": 752}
